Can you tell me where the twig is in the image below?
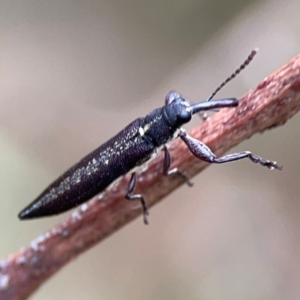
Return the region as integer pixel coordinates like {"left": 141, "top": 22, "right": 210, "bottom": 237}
{"left": 1, "top": 54, "right": 300, "bottom": 300}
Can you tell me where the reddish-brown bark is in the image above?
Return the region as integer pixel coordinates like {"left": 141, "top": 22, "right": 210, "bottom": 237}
{"left": 1, "top": 54, "right": 300, "bottom": 300}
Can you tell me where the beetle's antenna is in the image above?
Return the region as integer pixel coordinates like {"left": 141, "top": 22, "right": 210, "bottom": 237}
{"left": 207, "top": 48, "right": 258, "bottom": 101}
{"left": 191, "top": 98, "right": 238, "bottom": 115}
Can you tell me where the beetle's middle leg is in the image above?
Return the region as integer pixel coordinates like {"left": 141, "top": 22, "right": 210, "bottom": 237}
{"left": 162, "top": 146, "right": 193, "bottom": 186}
{"left": 126, "top": 172, "right": 149, "bottom": 225}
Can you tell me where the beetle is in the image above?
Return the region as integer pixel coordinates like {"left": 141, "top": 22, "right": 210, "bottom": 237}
{"left": 18, "top": 49, "right": 281, "bottom": 224}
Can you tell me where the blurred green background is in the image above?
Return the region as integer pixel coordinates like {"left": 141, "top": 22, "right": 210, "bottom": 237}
{"left": 1, "top": 0, "right": 300, "bottom": 299}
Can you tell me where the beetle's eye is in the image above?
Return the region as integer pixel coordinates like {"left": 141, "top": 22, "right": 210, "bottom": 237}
{"left": 165, "top": 91, "right": 181, "bottom": 105}
{"left": 178, "top": 108, "right": 192, "bottom": 123}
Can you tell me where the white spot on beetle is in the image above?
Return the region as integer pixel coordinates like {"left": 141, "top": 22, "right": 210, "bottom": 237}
{"left": 139, "top": 127, "right": 144, "bottom": 136}
{"left": 144, "top": 124, "right": 151, "bottom": 132}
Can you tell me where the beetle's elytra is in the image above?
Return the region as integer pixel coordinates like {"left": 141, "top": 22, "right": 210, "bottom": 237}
{"left": 18, "top": 49, "right": 281, "bottom": 224}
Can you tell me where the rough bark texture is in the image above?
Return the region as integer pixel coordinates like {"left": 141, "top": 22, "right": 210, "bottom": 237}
{"left": 1, "top": 54, "right": 300, "bottom": 300}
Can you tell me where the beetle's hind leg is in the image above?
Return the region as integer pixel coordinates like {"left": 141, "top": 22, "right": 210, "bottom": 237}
{"left": 126, "top": 172, "right": 149, "bottom": 225}
{"left": 162, "top": 146, "right": 193, "bottom": 186}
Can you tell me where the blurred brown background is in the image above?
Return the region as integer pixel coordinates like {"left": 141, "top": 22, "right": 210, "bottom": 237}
{"left": 1, "top": 0, "right": 300, "bottom": 299}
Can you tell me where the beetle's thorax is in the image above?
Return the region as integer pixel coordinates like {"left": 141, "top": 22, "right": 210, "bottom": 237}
{"left": 139, "top": 99, "right": 192, "bottom": 147}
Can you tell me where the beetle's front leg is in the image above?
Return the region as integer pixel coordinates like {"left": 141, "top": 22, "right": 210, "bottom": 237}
{"left": 179, "top": 130, "right": 282, "bottom": 170}
{"left": 162, "top": 146, "right": 193, "bottom": 186}
{"left": 125, "top": 172, "right": 149, "bottom": 225}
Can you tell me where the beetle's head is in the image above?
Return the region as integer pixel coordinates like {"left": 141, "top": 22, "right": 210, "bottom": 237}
{"left": 163, "top": 91, "right": 192, "bottom": 127}
{"left": 163, "top": 90, "right": 239, "bottom": 128}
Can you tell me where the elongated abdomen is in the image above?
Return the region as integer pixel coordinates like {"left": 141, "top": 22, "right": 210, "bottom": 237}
{"left": 19, "top": 118, "right": 155, "bottom": 219}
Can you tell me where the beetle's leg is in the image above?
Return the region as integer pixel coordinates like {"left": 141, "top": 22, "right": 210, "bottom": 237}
{"left": 198, "top": 111, "right": 208, "bottom": 121}
{"left": 162, "top": 146, "right": 193, "bottom": 186}
{"left": 179, "top": 130, "right": 282, "bottom": 170}
{"left": 126, "top": 172, "right": 149, "bottom": 225}
{"left": 198, "top": 108, "right": 219, "bottom": 121}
